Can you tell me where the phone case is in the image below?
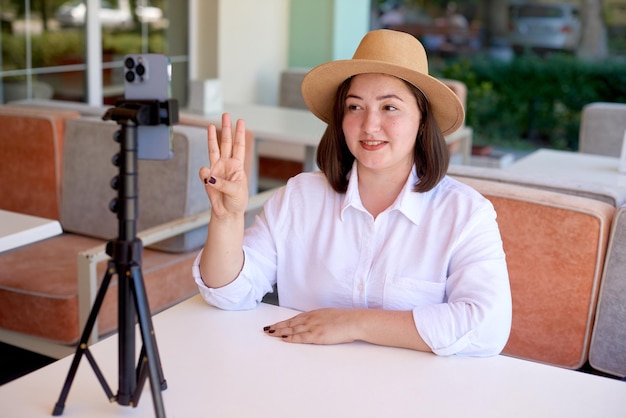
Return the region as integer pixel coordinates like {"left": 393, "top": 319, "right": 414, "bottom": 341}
{"left": 124, "top": 54, "right": 173, "bottom": 160}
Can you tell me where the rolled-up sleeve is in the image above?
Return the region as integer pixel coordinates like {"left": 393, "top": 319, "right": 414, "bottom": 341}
{"left": 193, "top": 248, "right": 275, "bottom": 310}
{"left": 412, "top": 200, "right": 512, "bottom": 357}
{"left": 192, "top": 189, "right": 284, "bottom": 311}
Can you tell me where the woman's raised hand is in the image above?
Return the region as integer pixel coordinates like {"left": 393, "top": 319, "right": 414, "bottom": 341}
{"left": 199, "top": 113, "right": 249, "bottom": 219}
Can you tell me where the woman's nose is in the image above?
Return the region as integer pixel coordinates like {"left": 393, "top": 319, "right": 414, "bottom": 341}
{"left": 362, "top": 110, "right": 381, "bottom": 134}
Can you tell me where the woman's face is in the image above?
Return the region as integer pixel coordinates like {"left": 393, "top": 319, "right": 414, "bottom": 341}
{"left": 342, "top": 73, "right": 421, "bottom": 176}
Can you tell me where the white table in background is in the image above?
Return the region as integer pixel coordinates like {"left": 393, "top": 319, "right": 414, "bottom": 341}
{"left": 0, "top": 210, "right": 62, "bottom": 252}
{"left": 1, "top": 294, "right": 625, "bottom": 417}
{"left": 506, "top": 149, "right": 626, "bottom": 187}
{"left": 185, "top": 103, "right": 325, "bottom": 193}
{"left": 189, "top": 103, "right": 473, "bottom": 193}
{"left": 505, "top": 148, "right": 626, "bottom": 204}
{"left": 221, "top": 102, "right": 326, "bottom": 171}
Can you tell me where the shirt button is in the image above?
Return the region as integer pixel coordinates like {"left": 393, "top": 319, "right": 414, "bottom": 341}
{"left": 358, "top": 284, "right": 364, "bottom": 292}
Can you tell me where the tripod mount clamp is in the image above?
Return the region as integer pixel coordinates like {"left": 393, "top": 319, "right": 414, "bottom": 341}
{"left": 103, "top": 99, "right": 179, "bottom": 126}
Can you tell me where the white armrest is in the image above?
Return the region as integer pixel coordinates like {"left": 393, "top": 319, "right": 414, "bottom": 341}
{"left": 77, "top": 187, "right": 278, "bottom": 344}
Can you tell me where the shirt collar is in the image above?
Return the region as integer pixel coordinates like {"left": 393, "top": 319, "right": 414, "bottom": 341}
{"left": 340, "top": 163, "right": 365, "bottom": 221}
{"left": 340, "top": 163, "right": 425, "bottom": 226}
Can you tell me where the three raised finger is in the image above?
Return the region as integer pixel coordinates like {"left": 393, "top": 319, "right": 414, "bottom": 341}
{"left": 206, "top": 113, "right": 246, "bottom": 167}
{"left": 232, "top": 117, "right": 247, "bottom": 163}
{"left": 207, "top": 123, "right": 220, "bottom": 169}
{"left": 219, "top": 113, "right": 233, "bottom": 160}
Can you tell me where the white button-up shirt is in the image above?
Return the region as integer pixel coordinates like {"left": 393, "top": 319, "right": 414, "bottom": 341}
{"left": 193, "top": 166, "right": 512, "bottom": 356}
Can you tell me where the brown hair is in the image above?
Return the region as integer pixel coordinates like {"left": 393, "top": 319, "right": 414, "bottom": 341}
{"left": 316, "top": 77, "right": 450, "bottom": 193}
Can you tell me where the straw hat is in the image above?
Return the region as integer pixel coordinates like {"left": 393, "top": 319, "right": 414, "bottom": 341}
{"left": 301, "top": 29, "right": 464, "bottom": 136}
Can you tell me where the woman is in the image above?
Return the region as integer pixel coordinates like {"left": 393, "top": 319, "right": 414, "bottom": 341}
{"left": 193, "top": 29, "right": 511, "bottom": 356}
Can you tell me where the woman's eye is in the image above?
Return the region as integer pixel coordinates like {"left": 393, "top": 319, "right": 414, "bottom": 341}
{"left": 346, "top": 104, "right": 361, "bottom": 111}
{"left": 384, "top": 105, "right": 398, "bottom": 111}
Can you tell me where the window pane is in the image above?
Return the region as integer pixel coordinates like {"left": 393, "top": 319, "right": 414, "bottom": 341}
{"left": 1, "top": 0, "right": 188, "bottom": 105}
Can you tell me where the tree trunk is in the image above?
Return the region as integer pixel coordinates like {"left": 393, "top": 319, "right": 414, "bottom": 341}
{"left": 479, "top": 0, "right": 509, "bottom": 47}
{"left": 578, "top": 0, "right": 609, "bottom": 60}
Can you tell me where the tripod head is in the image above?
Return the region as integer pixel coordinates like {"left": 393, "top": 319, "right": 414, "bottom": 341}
{"left": 103, "top": 98, "right": 179, "bottom": 126}
{"left": 102, "top": 99, "right": 180, "bottom": 243}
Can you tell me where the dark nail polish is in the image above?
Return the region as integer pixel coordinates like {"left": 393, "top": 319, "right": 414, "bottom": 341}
{"left": 209, "top": 176, "right": 216, "bottom": 184}
{"left": 268, "top": 329, "right": 276, "bottom": 334}
{"left": 204, "top": 177, "right": 208, "bottom": 184}
{"left": 263, "top": 326, "right": 270, "bottom": 331}
{"left": 281, "top": 335, "right": 288, "bottom": 338}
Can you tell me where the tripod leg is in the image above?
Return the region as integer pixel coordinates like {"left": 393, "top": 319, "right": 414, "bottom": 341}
{"left": 53, "top": 263, "right": 116, "bottom": 416}
{"left": 136, "top": 344, "right": 147, "bottom": 382}
{"left": 84, "top": 348, "right": 115, "bottom": 400}
{"left": 116, "top": 266, "right": 137, "bottom": 406}
{"left": 129, "top": 264, "right": 166, "bottom": 417}
{"left": 131, "top": 346, "right": 150, "bottom": 407}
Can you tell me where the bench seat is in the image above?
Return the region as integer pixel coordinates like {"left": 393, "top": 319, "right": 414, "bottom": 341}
{"left": 455, "top": 176, "right": 615, "bottom": 369}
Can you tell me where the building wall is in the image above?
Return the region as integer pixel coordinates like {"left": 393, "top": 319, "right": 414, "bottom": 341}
{"left": 288, "top": 0, "right": 369, "bottom": 68}
{"left": 288, "top": 0, "right": 334, "bottom": 67}
{"left": 331, "top": 0, "right": 370, "bottom": 61}
{"left": 189, "top": 0, "right": 289, "bottom": 106}
{"left": 188, "top": 0, "right": 370, "bottom": 106}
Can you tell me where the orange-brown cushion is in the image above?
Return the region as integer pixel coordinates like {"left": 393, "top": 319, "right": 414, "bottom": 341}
{"left": 0, "top": 106, "right": 80, "bottom": 219}
{"left": 0, "top": 233, "right": 198, "bottom": 344}
{"left": 455, "top": 176, "right": 615, "bottom": 369}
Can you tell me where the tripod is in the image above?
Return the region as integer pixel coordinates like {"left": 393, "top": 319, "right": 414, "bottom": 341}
{"left": 53, "top": 99, "right": 178, "bottom": 417}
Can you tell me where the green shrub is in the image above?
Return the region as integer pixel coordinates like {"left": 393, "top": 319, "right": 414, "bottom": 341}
{"left": 437, "top": 54, "right": 626, "bottom": 150}
{"left": 2, "top": 29, "right": 165, "bottom": 71}
{"left": 102, "top": 31, "right": 166, "bottom": 56}
{"left": 1, "top": 31, "right": 84, "bottom": 70}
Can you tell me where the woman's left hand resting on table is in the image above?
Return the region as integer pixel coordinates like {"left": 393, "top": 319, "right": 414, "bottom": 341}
{"left": 263, "top": 308, "right": 432, "bottom": 351}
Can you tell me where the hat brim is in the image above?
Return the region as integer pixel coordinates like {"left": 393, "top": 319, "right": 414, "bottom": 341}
{"left": 301, "top": 59, "right": 465, "bottom": 136}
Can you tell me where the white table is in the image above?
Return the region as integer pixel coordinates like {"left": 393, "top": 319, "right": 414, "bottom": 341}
{"left": 188, "top": 103, "right": 473, "bottom": 193}
{"left": 505, "top": 148, "right": 626, "bottom": 205}
{"left": 185, "top": 103, "right": 326, "bottom": 193}
{"left": 1, "top": 295, "right": 625, "bottom": 417}
{"left": 221, "top": 103, "right": 326, "bottom": 170}
{"left": 0, "top": 210, "right": 62, "bottom": 252}
{"left": 506, "top": 149, "right": 626, "bottom": 188}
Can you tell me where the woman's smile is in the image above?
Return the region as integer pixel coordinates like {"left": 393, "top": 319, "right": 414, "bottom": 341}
{"left": 360, "top": 139, "right": 388, "bottom": 150}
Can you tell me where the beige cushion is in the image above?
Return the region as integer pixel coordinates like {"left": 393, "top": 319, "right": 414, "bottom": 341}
{"left": 61, "top": 117, "right": 210, "bottom": 252}
{"left": 278, "top": 68, "right": 309, "bottom": 109}
{"left": 589, "top": 205, "right": 626, "bottom": 377}
{"left": 579, "top": 102, "right": 626, "bottom": 157}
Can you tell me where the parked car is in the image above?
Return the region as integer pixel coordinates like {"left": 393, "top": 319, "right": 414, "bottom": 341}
{"left": 508, "top": 3, "right": 582, "bottom": 54}
{"left": 56, "top": 0, "right": 132, "bottom": 28}
{"left": 135, "top": 5, "right": 163, "bottom": 23}
{"left": 56, "top": 0, "right": 162, "bottom": 28}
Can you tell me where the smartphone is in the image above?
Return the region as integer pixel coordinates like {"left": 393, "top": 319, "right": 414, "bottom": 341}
{"left": 124, "top": 53, "right": 174, "bottom": 160}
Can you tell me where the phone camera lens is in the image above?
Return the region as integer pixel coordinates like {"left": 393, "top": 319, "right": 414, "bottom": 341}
{"left": 125, "top": 71, "right": 135, "bottom": 82}
{"left": 124, "top": 57, "right": 135, "bottom": 69}
{"left": 135, "top": 64, "right": 146, "bottom": 76}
